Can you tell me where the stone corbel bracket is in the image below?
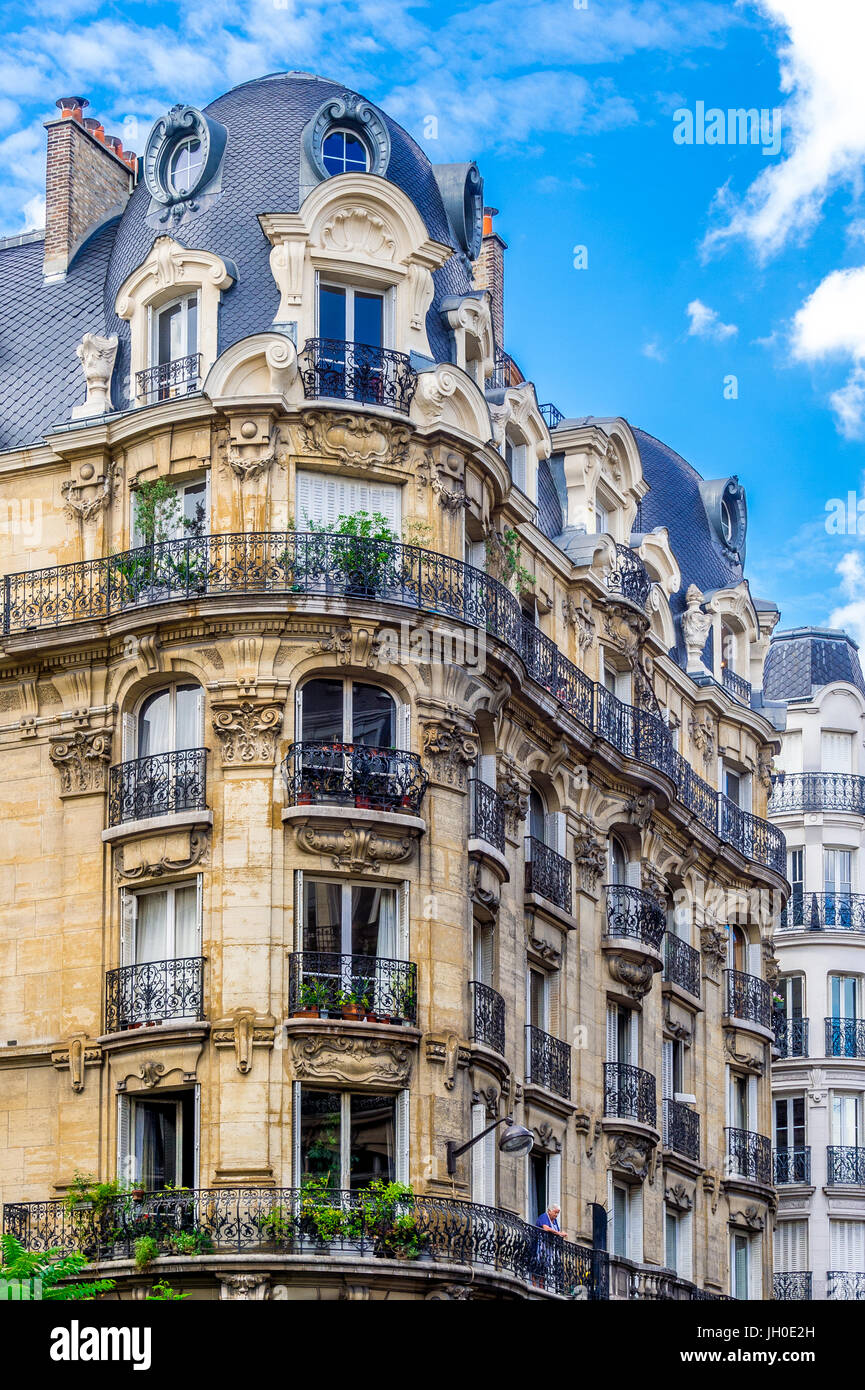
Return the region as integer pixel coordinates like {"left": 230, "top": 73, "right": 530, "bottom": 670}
{"left": 425, "top": 1032, "right": 471, "bottom": 1091}
{"left": 574, "top": 1108, "right": 602, "bottom": 1158}
{"left": 294, "top": 822, "right": 417, "bottom": 874}
{"left": 212, "top": 1009, "right": 276, "bottom": 1074}
{"left": 51, "top": 1035, "right": 103, "bottom": 1093}
{"left": 49, "top": 728, "right": 112, "bottom": 796}
{"left": 211, "top": 700, "right": 283, "bottom": 767}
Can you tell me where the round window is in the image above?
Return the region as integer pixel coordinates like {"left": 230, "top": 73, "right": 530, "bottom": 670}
{"left": 322, "top": 128, "right": 369, "bottom": 177}
{"left": 720, "top": 498, "right": 733, "bottom": 544}
{"left": 168, "top": 136, "right": 205, "bottom": 197}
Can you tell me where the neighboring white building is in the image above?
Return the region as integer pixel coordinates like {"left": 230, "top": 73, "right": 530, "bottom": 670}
{"left": 767, "top": 629, "right": 865, "bottom": 1301}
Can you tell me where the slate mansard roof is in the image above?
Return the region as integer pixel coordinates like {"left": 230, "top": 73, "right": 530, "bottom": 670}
{"left": 764, "top": 628, "right": 865, "bottom": 703}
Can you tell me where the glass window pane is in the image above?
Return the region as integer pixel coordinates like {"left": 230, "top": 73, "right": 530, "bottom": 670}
{"left": 351, "top": 885, "right": 395, "bottom": 957}
{"left": 157, "top": 304, "right": 181, "bottom": 365}
{"left": 174, "top": 684, "right": 200, "bottom": 750}
{"left": 302, "top": 678, "right": 345, "bottom": 742}
{"left": 300, "top": 1089, "right": 341, "bottom": 1188}
{"left": 186, "top": 296, "right": 198, "bottom": 357}
{"left": 613, "top": 1187, "right": 627, "bottom": 1256}
{"left": 137, "top": 890, "right": 168, "bottom": 963}
{"left": 351, "top": 683, "right": 394, "bottom": 746}
{"left": 344, "top": 133, "right": 367, "bottom": 169}
{"left": 174, "top": 885, "right": 198, "bottom": 957}
{"left": 349, "top": 1093, "right": 395, "bottom": 1190}
{"left": 319, "top": 285, "right": 346, "bottom": 340}
{"left": 529, "top": 790, "right": 545, "bottom": 843}
{"left": 303, "top": 880, "right": 342, "bottom": 953}
{"left": 353, "top": 292, "right": 383, "bottom": 349}
{"left": 134, "top": 1099, "right": 178, "bottom": 1190}
{"left": 138, "top": 689, "right": 171, "bottom": 756}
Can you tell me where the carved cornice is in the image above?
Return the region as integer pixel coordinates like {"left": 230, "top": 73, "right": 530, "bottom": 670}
{"left": 295, "top": 824, "right": 416, "bottom": 873}
{"left": 421, "top": 717, "right": 478, "bottom": 789}
{"left": 113, "top": 829, "right": 210, "bottom": 883}
{"left": 607, "top": 954, "right": 655, "bottom": 1000}
{"left": 211, "top": 700, "right": 283, "bottom": 766}
{"left": 49, "top": 728, "right": 112, "bottom": 795}
{"left": 289, "top": 1033, "right": 414, "bottom": 1089}
{"left": 299, "top": 411, "right": 412, "bottom": 472}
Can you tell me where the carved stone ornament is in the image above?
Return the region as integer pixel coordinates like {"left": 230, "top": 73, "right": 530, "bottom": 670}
{"left": 689, "top": 715, "right": 716, "bottom": 762}
{"left": 573, "top": 824, "right": 606, "bottom": 894}
{"left": 762, "top": 936, "right": 781, "bottom": 987}
{"left": 212, "top": 1009, "right": 275, "bottom": 1075}
{"left": 295, "top": 825, "right": 416, "bottom": 874}
{"left": 416, "top": 450, "right": 468, "bottom": 512}
{"left": 290, "top": 1034, "right": 414, "bottom": 1089}
{"left": 425, "top": 1283, "right": 473, "bottom": 1301}
{"left": 49, "top": 729, "right": 112, "bottom": 795}
{"left": 51, "top": 1035, "right": 103, "bottom": 1093}
{"left": 607, "top": 954, "right": 655, "bottom": 1000}
{"left": 62, "top": 461, "right": 119, "bottom": 522}
{"left": 625, "top": 793, "right": 655, "bottom": 829}
{"left": 299, "top": 411, "right": 412, "bottom": 472}
{"left": 730, "top": 1205, "right": 765, "bottom": 1232}
{"left": 469, "top": 859, "right": 500, "bottom": 920}
{"left": 562, "top": 594, "right": 595, "bottom": 651}
{"left": 641, "top": 862, "right": 668, "bottom": 906}
{"left": 219, "top": 1275, "right": 271, "bottom": 1301}
{"left": 602, "top": 605, "right": 646, "bottom": 665}
{"left": 607, "top": 1133, "right": 655, "bottom": 1180}
{"left": 700, "top": 924, "right": 728, "bottom": 981}
{"left": 574, "top": 1109, "right": 602, "bottom": 1158}
{"left": 72, "top": 332, "right": 118, "bottom": 418}
{"left": 113, "top": 830, "right": 209, "bottom": 883}
{"left": 534, "top": 1122, "right": 562, "bottom": 1154}
{"left": 139, "top": 1061, "right": 165, "bottom": 1088}
{"left": 497, "top": 760, "right": 530, "bottom": 836}
{"left": 472, "top": 1085, "right": 499, "bottom": 1120}
{"left": 308, "top": 626, "right": 353, "bottom": 665}
{"left": 211, "top": 701, "right": 283, "bottom": 766}
{"left": 425, "top": 1032, "right": 471, "bottom": 1091}
{"left": 665, "top": 1182, "right": 693, "bottom": 1212}
{"left": 413, "top": 365, "right": 459, "bottom": 426}
{"left": 421, "top": 718, "right": 478, "bottom": 788}
{"left": 223, "top": 425, "right": 286, "bottom": 483}
{"left": 723, "top": 1033, "right": 765, "bottom": 1075}
{"left": 663, "top": 1008, "right": 692, "bottom": 1043}
{"left": 681, "top": 585, "right": 713, "bottom": 669}
{"left": 702, "top": 1169, "right": 721, "bottom": 1214}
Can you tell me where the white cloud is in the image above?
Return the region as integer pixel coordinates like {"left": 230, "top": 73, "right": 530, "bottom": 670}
{"left": 792, "top": 266, "right": 865, "bottom": 435}
{"left": 704, "top": 0, "right": 865, "bottom": 261}
{"left": 829, "top": 550, "right": 865, "bottom": 644}
{"left": 642, "top": 340, "right": 666, "bottom": 361}
{"left": 21, "top": 194, "right": 45, "bottom": 232}
{"left": 686, "top": 298, "right": 738, "bottom": 341}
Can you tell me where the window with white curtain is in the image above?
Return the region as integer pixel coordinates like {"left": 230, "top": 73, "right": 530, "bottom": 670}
{"left": 131, "top": 683, "right": 203, "bottom": 759}
{"left": 300, "top": 879, "right": 403, "bottom": 960}
{"left": 122, "top": 881, "right": 200, "bottom": 965}
{"left": 294, "top": 1087, "right": 407, "bottom": 1190}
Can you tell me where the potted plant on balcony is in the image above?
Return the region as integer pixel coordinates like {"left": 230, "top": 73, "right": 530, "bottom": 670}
{"left": 293, "top": 979, "right": 329, "bottom": 1019}
{"left": 310, "top": 511, "right": 398, "bottom": 600}
{"left": 389, "top": 977, "right": 416, "bottom": 1026}
{"left": 338, "top": 989, "right": 365, "bottom": 1022}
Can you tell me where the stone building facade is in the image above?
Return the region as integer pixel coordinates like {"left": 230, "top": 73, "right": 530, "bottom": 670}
{"left": 0, "top": 72, "right": 788, "bottom": 1301}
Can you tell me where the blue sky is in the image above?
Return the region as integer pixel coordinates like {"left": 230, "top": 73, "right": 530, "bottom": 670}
{"left": 2, "top": 0, "right": 865, "bottom": 640}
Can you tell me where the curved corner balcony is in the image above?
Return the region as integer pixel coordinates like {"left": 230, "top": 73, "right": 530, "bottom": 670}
{"left": 288, "top": 952, "right": 417, "bottom": 1025}
{"left": 606, "top": 543, "right": 653, "bottom": 610}
{"left": 781, "top": 891, "right": 865, "bottom": 933}
{"left": 663, "top": 934, "right": 701, "bottom": 999}
{"left": 298, "top": 338, "right": 418, "bottom": 414}
{"left": 105, "top": 956, "right": 205, "bottom": 1033}
{"left": 724, "top": 968, "right": 772, "bottom": 1032}
{"left": 107, "top": 748, "right": 208, "bottom": 827}
{"left": 470, "top": 981, "right": 506, "bottom": 1055}
{"left": 725, "top": 1127, "right": 771, "bottom": 1184}
{"left": 604, "top": 1062, "right": 657, "bottom": 1128}
{"left": 770, "top": 772, "right": 865, "bottom": 816}
{"left": 2, "top": 531, "right": 785, "bottom": 877}
{"left": 603, "top": 884, "right": 666, "bottom": 957}
{"left": 721, "top": 665, "right": 752, "bottom": 707}
{"left": 282, "top": 742, "right": 428, "bottom": 816}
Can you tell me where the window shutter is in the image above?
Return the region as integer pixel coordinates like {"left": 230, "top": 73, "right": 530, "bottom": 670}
{"left": 291, "top": 1081, "right": 302, "bottom": 1186}
{"left": 775, "top": 1219, "right": 808, "bottom": 1273}
{"left": 748, "top": 1074, "right": 758, "bottom": 1131}
{"left": 293, "top": 870, "right": 304, "bottom": 952}
{"left": 483, "top": 1124, "right": 496, "bottom": 1209}
{"left": 400, "top": 702, "right": 410, "bottom": 752}
{"left": 195, "top": 689, "right": 205, "bottom": 747}
{"left": 748, "top": 1233, "right": 762, "bottom": 1299}
{"left": 398, "top": 881, "right": 409, "bottom": 960}
{"left": 396, "top": 1089, "right": 409, "bottom": 1186}
{"left": 479, "top": 925, "right": 493, "bottom": 986}
{"left": 606, "top": 1004, "right": 618, "bottom": 1063}
{"left": 193, "top": 1084, "right": 201, "bottom": 1188}
{"left": 606, "top": 1171, "right": 614, "bottom": 1253}
{"left": 831, "top": 1220, "right": 865, "bottom": 1271}
{"left": 629, "top": 1183, "right": 643, "bottom": 1263}
{"left": 545, "top": 811, "right": 565, "bottom": 855}
{"left": 295, "top": 471, "right": 401, "bottom": 531}
{"left": 548, "top": 1151, "right": 561, "bottom": 1209}
{"left": 117, "top": 1094, "right": 133, "bottom": 1184}
{"left": 679, "top": 1210, "right": 693, "bottom": 1282}
{"left": 122, "top": 712, "right": 137, "bottom": 760}
{"left": 120, "top": 890, "right": 136, "bottom": 967}
{"left": 747, "top": 940, "right": 761, "bottom": 977}
{"left": 471, "top": 1104, "right": 486, "bottom": 1203}
{"left": 662, "top": 1041, "right": 674, "bottom": 1101}
{"left": 195, "top": 875, "right": 203, "bottom": 955}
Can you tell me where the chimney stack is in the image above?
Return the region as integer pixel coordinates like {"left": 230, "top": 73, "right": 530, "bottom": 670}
{"left": 43, "top": 97, "right": 138, "bottom": 283}
{"left": 471, "top": 206, "right": 507, "bottom": 351}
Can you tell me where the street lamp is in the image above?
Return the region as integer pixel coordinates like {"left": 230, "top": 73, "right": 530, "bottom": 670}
{"left": 445, "top": 1116, "right": 533, "bottom": 1175}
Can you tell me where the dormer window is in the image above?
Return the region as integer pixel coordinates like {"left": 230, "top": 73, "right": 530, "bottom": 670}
{"left": 168, "top": 137, "right": 205, "bottom": 197}
{"left": 140, "top": 294, "right": 200, "bottom": 403}
{"left": 322, "top": 128, "right": 370, "bottom": 176}
{"left": 720, "top": 498, "right": 733, "bottom": 545}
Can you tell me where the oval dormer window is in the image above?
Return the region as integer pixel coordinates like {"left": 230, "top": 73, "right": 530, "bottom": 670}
{"left": 720, "top": 498, "right": 733, "bottom": 544}
{"left": 322, "top": 128, "right": 369, "bottom": 176}
{"left": 168, "top": 136, "right": 205, "bottom": 198}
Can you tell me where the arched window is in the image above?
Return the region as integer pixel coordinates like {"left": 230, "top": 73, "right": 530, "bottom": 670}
{"left": 529, "top": 789, "right": 546, "bottom": 845}
{"left": 729, "top": 924, "right": 748, "bottom": 974}
{"left": 132, "top": 683, "right": 203, "bottom": 758}
{"left": 298, "top": 678, "right": 396, "bottom": 747}
{"left": 610, "top": 834, "right": 628, "bottom": 886}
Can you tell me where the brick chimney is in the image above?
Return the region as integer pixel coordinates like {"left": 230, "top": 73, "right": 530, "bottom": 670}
{"left": 472, "top": 206, "right": 507, "bottom": 350}
{"left": 43, "top": 97, "right": 138, "bottom": 283}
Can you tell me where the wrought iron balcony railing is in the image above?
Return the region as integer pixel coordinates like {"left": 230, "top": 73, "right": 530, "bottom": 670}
{"left": 773, "top": 1272, "right": 812, "bottom": 1301}
{"left": 827, "top": 1145, "right": 865, "bottom": 1185}
{"left": 774, "top": 1016, "right": 809, "bottom": 1058}
{"left": 135, "top": 353, "right": 201, "bottom": 404}
{"left": 781, "top": 891, "right": 865, "bottom": 932}
{"left": 487, "top": 350, "right": 524, "bottom": 391}
{"left": 298, "top": 338, "right": 418, "bottom": 414}
{"left": 524, "top": 837, "right": 572, "bottom": 914}
{"left": 604, "top": 884, "right": 666, "bottom": 951}
{"left": 1, "top": 1188, "right": 608, "bottom": 1298}
{"left": 663, "top": 1098, "right": 700, "bottom": 1160}
{"left": 282, "top": 742, "right": 428, "bottom": 816}
{"left": 828, "top": 1272, "right": 865, "bottom": 1300}
{"left": 721, "top": 665, "right": 752, "bottom": 706}
{"left": 288, "top": 952, "right": 417, "bottom": 1024}
{"left": 663, "top": 934, "right": 701, "bottom": 998}
{"left": 604, "top": 1062, "right": 657, "bottom": 1127}
{"left": 606, "top": 543, "right": 652, "bottom": 610}
{"left": 725, "top": 968, "right": 772, "bottom": 1030}
{"left": 469, "top": 981, "right": 505, "bottom": 1055}
{"left": 773, "top": 1146, "right": 811, "bottom": 1185}
{"left": 105, "top": 956, "right": 205, "bottom": 1033}
{"left": 725, "top": 1127, "right": 772, "bottom": 1184}
{"left": 825, "top": 1017, "right": 865, "bottom": 1058}
{"left": 539, "top": 403, "right": 564, "bottom": 430}
{"left": 770, "top": 771, "right": 865, "bottom": 815}
{"left": 107, "top": 748, "right": 207, "bottom": 826}
{"left": 525, "top": 1025, "right": 571, "bottom": 1099}
{"left": 0, "top": 530, "right": 786, "bottom": 877}
{"left": 469, "top": 778, "right": 506, "bottom": 852}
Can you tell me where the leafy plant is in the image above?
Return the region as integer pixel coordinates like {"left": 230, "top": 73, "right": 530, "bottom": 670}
{"left": 134, "top": 1235, "right": 158, "bottom": 1271}
{"left": 309, "top": 511, "right": 398, "bottom": 594}
{"left": 257, "top": 1207, "right": 294, "bottom": 1241}
{"left": 0, "top": 1233, "right": 115, "bottom": 1301}
{"left": 402, "top": 517, "right": 432, "bottom": 548}
{"left": 146, "top": 1280, "right": 188, "bottom": 1301}
{"left": 63, "top": 1172, "right": 129, "bottom": 1216}
{"left": 133, "top": 478, "right": 184, "bottom": 546}
{"left": 166, "top": 1228, "right": 214, "bottom": 1256}
{"left": 487, "top": 526, "right": 534, "bottom": 595}
{"left": 298, "top": 978, "right": 332, "bottom": 1012}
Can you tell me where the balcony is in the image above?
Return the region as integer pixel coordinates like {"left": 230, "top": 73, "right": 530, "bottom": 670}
{"left": 105, "top": 956, "right": 205, "bottom": 1032}
{"left": 827, "top": 1145, "right": 865, "bottom": 1185}
{"left": 487, "top": 350, "right": 524, "bottom": 391}
{"left": 828, "top": 1272, "right": 865, "bottom": 1299}
{"left": 773, "top": 1146, "right": 811, "bottom": 1185}
{"left": 1, "top": 1188, "right": 608, "bottom": 1300}
{"left": 288, "top": 952, "right": 417, "bottom": 1025}
{"left": 595, "top": 685, "right": 677, "bottom": 781}
{"left": 604, "top": 884, "right": 666, "bottom": 953}
{"left": 524, "top": 837, "right": 572, "bottom": 915}
{"left": 825, "top": 1017, "right": 865, "bottom": 1058}
{"left": 107, "top": 748, "right": 207, "bottom": 827}
{"left": 774, "top": 1016, "right": 809, "bottom": 1058}
{"left": 773, "top": 1272, "right": 812, "bottom": 1301}
{"left": 525, "top": 1025, "right": 571, "bottom": 1099}
{"left": 725, "top": 1127, "right": 772, "bottom": 1184}
{"left": 469, "top": 981, "right": 505, "bottom": 1055}
{"left": 298, "top": 338, "right": 418, "bottom": 414}
{"left": 770, "top": 771, "right": 865, "bottom": 815}
{"left": 663, "top": 1098, "right": 700, "bottom": 1160}
{"left": 135, "top": 353, "right": 201, "bottom": 404}
{"left": 282, "top": 743, "right": 428, "bottom": 816}
{"left": 539, "top": 403, "right": 564, "bottom": 430}
{"left": 604, "top": 1062, "right": 657, "bottom": 1128}
{"left": 721, "top": 665, "right": 752, "bottom": 706}
{"left": 781, "top": 890, "right": 865, "bottom": 932}
{"left": 663, "top": 934, "right": 701, "bottom": 999}
{"left": 469, "top": 778, "right": 505, "bottom": 852}
{"left": 724, "top": 968, "right": 772, "bottom": 1031}
{"left": 605, "top": 543, "right": 652, "bottom": 611}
